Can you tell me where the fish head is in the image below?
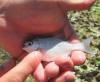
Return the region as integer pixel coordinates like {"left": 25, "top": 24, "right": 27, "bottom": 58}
{"left": 23, "top": 40, "right": 39, "bottom": 53}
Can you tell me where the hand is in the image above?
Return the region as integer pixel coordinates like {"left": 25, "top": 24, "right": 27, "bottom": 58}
{"left": 0, "top": 0, "right": 96, "bottom": 82}
{"left": 0, "top": 51, "right": 42, "bottom": 82}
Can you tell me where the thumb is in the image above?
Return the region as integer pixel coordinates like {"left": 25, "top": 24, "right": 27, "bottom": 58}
{"left": 0, "top": 51, "right": 42, "bottom": 82}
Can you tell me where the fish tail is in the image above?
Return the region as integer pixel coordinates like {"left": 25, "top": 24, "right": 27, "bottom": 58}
{"left": 82, "top": 37, "right": 96, "bottom": 54}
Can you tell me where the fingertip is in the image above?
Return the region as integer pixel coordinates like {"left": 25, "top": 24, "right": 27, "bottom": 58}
{"left": 64, "top": 71, "right": 75, "bottom": 82}
{"left": 45, "top": 62, "right": 59, "bottom": 77}
{"left": 33, "top": 63, "right": 47, "bottom": 82}
{"left": 71, "top": 51, "right": 86, "bottom": 65}
{"left": 56, "top": 57, "right": 74, "bottom": 71}
{"left": 28, "top": 51, "right": 43, "bottom": 61}
{"left": 20, "top": 51, "right": 43, "bottom": 71}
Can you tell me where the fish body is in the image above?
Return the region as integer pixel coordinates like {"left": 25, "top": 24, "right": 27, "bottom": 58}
{"left": 23, "top": 36, "right": 95, "bottom": 61}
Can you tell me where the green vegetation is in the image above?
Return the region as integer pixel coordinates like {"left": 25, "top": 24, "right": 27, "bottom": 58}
{"left": 0, "top": 0, "right": 100, "bottom": 82}
{"left": 0, "top": 48, "right": 11, "bottom": 66}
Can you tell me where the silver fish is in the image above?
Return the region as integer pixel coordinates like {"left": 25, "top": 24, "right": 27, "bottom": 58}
{"left": 23, "top": 36, "right": 95, "bottom": 61}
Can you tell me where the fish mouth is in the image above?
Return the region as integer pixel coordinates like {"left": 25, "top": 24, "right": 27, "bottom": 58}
{"left": 22, "top": 47, "right": 29, "bottom": 52}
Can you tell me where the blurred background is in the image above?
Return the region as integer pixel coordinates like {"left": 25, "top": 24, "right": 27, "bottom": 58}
{"left": 0, "top": 0, "right": 100, "bottom": 82}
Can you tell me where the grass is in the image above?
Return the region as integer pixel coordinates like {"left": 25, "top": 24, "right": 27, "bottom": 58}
{"left": 0, "top": 0, "right": 100, "bottom": 82}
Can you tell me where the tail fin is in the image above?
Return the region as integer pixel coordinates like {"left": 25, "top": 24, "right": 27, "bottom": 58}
{"left": 82, "top": 37, "right": 96, "bottom": 54}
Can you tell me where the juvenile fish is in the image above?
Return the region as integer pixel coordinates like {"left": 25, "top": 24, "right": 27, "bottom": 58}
{"left": 23, "top": 37, "right": 95, "bottom": 61}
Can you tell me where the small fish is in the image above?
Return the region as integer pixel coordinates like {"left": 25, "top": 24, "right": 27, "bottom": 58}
{"left": 23, "top": 36, "right": 95, "bottom": 62}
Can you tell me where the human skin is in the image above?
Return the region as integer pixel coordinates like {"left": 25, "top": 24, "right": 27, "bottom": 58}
{"left": 0, "top": 0, "right": 96, "bottom": 82}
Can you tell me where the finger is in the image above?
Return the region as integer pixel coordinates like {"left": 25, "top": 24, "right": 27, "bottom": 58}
{"left": 0, "top": 58, "right": 16, "bottom": 77}
{"left": 45, "top": 62, "right": 59, "bottom": 78}
{"left": 0, "top": 51, "right": 42, "bottom": 82}
{"left": 33, "top": 63, "right": 47, "bottom": 82}
{"left": 71, "top": 51, "right": 86, "bottom": 65}
{"left": 49, "top": 71, "right": 75, "bottom": 82}
{"left": 53, "top": 57, "right": 74, "bottom": 71}
{"left": 69, "top": 32, "right": 86, "bottom": 65}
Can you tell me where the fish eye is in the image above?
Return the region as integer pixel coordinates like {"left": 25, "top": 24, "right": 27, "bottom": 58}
{"left": 28, "top": 42, "right": 33, "bottom": 45}
{"left": 24, "top": 41, "right": 33, "bottom": 46}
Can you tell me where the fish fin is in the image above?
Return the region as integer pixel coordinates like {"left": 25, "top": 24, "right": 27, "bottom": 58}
{"left": 82, "top": 37, "right": 96, "bottom": 54}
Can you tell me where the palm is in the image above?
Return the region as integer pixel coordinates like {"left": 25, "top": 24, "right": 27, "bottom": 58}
{"left": 6, "top": 1, "right": 65, "bottom": 33}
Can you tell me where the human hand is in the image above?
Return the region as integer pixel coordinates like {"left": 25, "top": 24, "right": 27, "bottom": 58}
{"left": 0, "top": 0, "right": 96, "bottom": 82}
{"left": 0, "top": 51, "right": 42, "bottom": 82}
